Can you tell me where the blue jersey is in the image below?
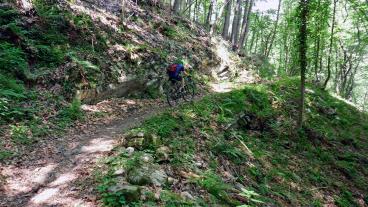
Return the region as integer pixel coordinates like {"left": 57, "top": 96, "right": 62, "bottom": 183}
{"left": 167, "top": 64, "right": 184, "bottom": 80}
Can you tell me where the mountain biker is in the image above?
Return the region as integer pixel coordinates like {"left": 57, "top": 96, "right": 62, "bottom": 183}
{"left": 167, "top": 59, "right": 188, "bottom": 90}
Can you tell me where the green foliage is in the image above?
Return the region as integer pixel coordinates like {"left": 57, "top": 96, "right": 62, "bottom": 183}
{"left": 141, "top": 113, "right": 179, "bottom": 138}
{"left": 59, "top": 99, "right": 84, "bottom": 123}
{"left": 256, "top": 59, "right": 276, "bottom": 80}
{"left": 237, "top": 188, "right": 264, "bottom": 207}
{"left": 197, "top": 170, "right": 231, "bottom": 201}
{"left": 0, "top": 149, "right": 14, "bottom": 161}
{"left": 125, "top": 152, "right": 144, "bottom": 172}
{"left": 33, "top": 0, "right": 68, "bottom": 29}
{"left": 335, "top": 191, "right": 358, "bottom": 207}
{"left": 10, "top": 124, "right": 32, "bottom": 144}
{"left": 212, "top": 138, "right": 247, "bottom": 164}
{"left": 97, "top": 176, "right": 127, "bottom": 207}
{"left": 33, "top": 44, "right": 65, "bottom": 66}
{"left": 66, "top": 52, "right": 101, "bottom": 88}
{"left": 0, "top": 6, "right": 19, "bottom": 25}
{"left": 0, "top": 75, "right": 28, "bottom": 122}
{"left": 0, "top": 42, "right": 28, "bottom": 77}
{"left": 161, "top": 25, "right": 178, "bottom": 37}
{"left": 160, "top": 190, "right": 191, "bottom": 206}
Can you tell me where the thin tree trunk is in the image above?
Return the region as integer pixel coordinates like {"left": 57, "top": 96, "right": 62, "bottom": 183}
{"left": 222, "top": 0, "right": 232, "bottom": 39}
{"left": 297, "top": 0, "right": 309, "bottom": 129}
{"left": 230, "top": 1, "right": 239, "bottom": 43}
{"left": 173, "top": 0, "right": 181, "bottom": 13}
{"left": 231, "top": 0, "right": 242, "bottom": 48}
{"left": 202, "top": 0, "right": 207, "bottom": 24}
{"left": 241, "top": 0, "right": 250, "bottom": 31}
{"left": 314, "top": 36, "right": 320, "bottom": 81}
{"left": 206, "top": 0, "right": 217, "bottom": 34}
{"left": 265, "top": 0, "right": 282, "bottom": 57}
{"left": 238, "top": 0, "right": 254, "bottom": 52}
{"left": 193, "top": 0, "right": 198, "bottom": 21}
{"left": 121, "top": 0, "right": 126, "bottom": 21}
{"left": 313, "top": 0, "right": 321, "bottom": 82}
{"left": 323, "top": 0, "right": 337, "bottom": 89}
{"left": 249, "top": 13, "right": 258, "bottom": 53}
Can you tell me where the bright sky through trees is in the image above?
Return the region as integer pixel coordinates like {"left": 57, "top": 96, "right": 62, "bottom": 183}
{"left": 254, "top": 0, "right": 279, "bottom": 12}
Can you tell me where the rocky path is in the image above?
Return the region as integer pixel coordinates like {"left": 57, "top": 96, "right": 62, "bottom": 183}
{"left": 0, "top": 98, "right": 166, "bottom": 207}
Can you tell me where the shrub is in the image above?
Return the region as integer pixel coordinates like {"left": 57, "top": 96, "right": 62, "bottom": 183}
{"left": 59, "top": 99, "right": 84, "bottom": 121}
{"left": 198, "top": 170, "right": 231, "bottom": 201}
{"left": 10, "top": 124, "right": 31, "bottom": 144}
{"left": 0, "top": 74, "right": 27, "bottom": 122}
{"left": 212, "top": 138, "right": 247, "bottom": 164}
{"left": 0, "top": 42, "right": 28, "bottom": 77}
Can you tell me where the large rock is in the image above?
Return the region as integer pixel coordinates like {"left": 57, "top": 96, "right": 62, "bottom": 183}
{"left": 127, "top": 163, "right": 168, "bottom": 187}
{"left": 127, "top": 165, "right": 152, "bottom": 185}
{"left": 180, "top": 191, "right": 195, "bottom": 200}
{"left": 155, "top": 146, "right": 171, "bottom": 162}
{"left": 125, "top": 132, "right": 162, "bottom": 149}
{"left": 108, "top": 183, "right": 141, "bottom": 202}
{"left": 150, "top": 168, "right": 168, "bottom": 186}
{"left": 126, "top": 137, "right": 145, "bottom": 149}
{"left": 143, "top": 133, "right": 162, "bottom": 148}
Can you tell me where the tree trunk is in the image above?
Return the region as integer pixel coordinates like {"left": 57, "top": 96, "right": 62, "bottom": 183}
{"left": 206, "top": 0, "right": 217, "bottom": 34}
{"left": 238, "top": 0, "right": 254, "bottom": 52}
{"left": 314, "top": 36, "right": 320, "bottom": 82}
{"left": 249, "top": 13, "right": 259, "bottom": 53}
{"left": 322, "top": 0, "right": 337, "bottom": 89}
{"left": 240, "top": 0, "right": 250, "bottom": 30}
{"left": 265, "top": 0, "right": 282, "bottom": 57}
{"left": 297, "top": 0, "right": 309, "bottom": 129}
{"left": 222, "top": 0, "right": 232, "bottom": 39}
{"left": 231, "top": 0, "right": 243, "bottom": 50}
{"left": 193, "top": 0, "right": 198, "bottom": 21}
{"left": 173, "top": 0, "right": 181, "bottom": 13}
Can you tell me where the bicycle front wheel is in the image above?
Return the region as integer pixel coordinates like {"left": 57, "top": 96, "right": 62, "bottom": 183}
{"left": 164, "top": 82, "right": 180, "bottom": 107}
{"left": 182, "top": 78, "right": 196, "bottom": 102}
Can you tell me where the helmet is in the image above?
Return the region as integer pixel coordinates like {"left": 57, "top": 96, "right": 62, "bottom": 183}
{"left": 176, "top": 59, "right": 185, "bottom": 65}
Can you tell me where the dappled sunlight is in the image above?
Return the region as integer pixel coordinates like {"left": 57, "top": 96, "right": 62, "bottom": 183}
{"left": 50, "top": 173, "right": 77, "bottom": 187}
{"left": 2, "top": 164, "right": 57, "bottom": 195}
{"left": 69, "top": 3, "right": 119, "bottom": 31}
{"left": 30, "top": 188, "right": 59, "bottom": 204}
{"left": 80, "top": 137, "right": 116, "bottom": 153}
{"left": 210, "top": 82, "right": 235, "bottom": 93}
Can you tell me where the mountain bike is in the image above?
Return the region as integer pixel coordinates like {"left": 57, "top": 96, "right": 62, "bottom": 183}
{"left": 163, "top": 76, "right": 196, "bottom": 107}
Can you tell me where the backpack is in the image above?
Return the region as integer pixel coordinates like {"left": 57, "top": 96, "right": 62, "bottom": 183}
{"left": 167, "top": 64, "right": 178, "bottom": 73}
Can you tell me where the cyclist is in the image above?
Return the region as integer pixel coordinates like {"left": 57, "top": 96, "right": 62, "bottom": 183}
{"left": 167, "top": 59, "right": 188, "bottom": 91}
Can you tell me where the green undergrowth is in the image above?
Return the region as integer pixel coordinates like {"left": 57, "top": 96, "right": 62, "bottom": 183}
{"left": 98, "top": 78, "right": 368, "bottom": 206}
{"left": 1, "top": 0, "right": 214, "bottom": 156}
{"left": 1, "top": 0, "right": 203, "bottom": 161}
{"left": 0, "top": 1, "right": 95, "bottom": 130}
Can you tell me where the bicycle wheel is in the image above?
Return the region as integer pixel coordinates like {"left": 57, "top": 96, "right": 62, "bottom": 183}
{"left": 164, "top": 81, "right": 180, "bottom": 107}
{"left": 182, "top": 77, "right": 196, "bottom": 102}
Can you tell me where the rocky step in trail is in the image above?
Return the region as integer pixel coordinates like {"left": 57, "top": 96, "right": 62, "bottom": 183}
{"left": 0, "top": 98, "right": 166, "bottom": 207}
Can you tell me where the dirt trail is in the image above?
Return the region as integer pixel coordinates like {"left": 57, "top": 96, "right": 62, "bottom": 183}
{"left": 0, "top": 98, "right": 166, "bottom": 207}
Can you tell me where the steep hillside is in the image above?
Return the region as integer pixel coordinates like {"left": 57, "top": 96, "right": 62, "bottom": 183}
{"left": 0, "top": 0, "right": 251, "bottom": 162}
{"left": 97, "top": 78, "right": 368, "bottom": 207}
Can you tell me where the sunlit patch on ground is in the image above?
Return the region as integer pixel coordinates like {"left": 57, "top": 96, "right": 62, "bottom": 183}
{"left": 2, "top": 164, "right": 57, "bottom": 195}
{"left": 210, "top": 82, "right": 235, "bottom": 93}
{"left": 31, "top": 188, "right": 59, "bottom": 204}
{"left": 80, "top": 137, "right": 115, "bottom": 153}
{"left": 50, "top": 173, "right": 77, "bottom": 187}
